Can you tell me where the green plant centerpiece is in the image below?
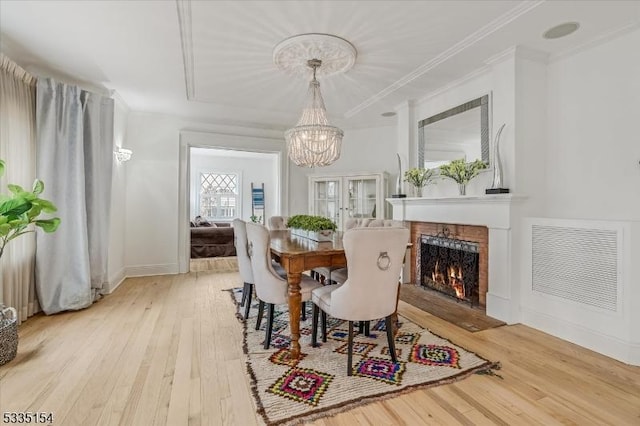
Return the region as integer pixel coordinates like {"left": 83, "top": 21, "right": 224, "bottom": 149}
{"left": 0, "top": 159, "right": 61, "bottom": 259}
{"left": 439, "top": 158, "right": 487, "bottom": 195}
{"left": 286, "top": 214, "right": 337, "bottom": 242}
{"left": 404, "top": 167, "right": 435, "bottom": 197}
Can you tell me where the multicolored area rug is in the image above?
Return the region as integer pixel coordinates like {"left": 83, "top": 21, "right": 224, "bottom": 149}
{"left": 227, "top": 288, "right": 497, "bottom": 426}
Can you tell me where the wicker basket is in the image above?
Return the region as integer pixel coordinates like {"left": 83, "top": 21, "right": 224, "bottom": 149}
{"left": 0, "top": 304, "right": 18, "bottom": 366}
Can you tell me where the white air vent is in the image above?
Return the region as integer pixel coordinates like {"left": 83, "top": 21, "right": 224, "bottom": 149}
{"left": 532, "top": 225, "right": 619, "bottom": 311}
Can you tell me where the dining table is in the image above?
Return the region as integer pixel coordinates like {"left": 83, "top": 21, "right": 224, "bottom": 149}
{"left": 269, "top": 230, "right": 347, "bottom": 360}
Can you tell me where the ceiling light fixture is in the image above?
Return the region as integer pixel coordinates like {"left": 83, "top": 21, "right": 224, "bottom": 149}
{"left": 543, "top": 22, "right": 580, "bottom": 39}
{"left": 274, "top": 34, "right": 356, "bottom": 168}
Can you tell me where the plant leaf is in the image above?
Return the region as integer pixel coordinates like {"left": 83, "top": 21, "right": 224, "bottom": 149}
{"left": 32, "top": 179, "right": 44, "bottom": 195}
{"left": 0, "top": 159, "right": 4, "bottom": 177}
{"left": 35, "top": 217, "right": 61, "bottom": 233}
{"left": 7, "top": 184, "right": 25, "bottom": 195}
{"left": 0, "top": 198, "right": 32, "bottom": 217}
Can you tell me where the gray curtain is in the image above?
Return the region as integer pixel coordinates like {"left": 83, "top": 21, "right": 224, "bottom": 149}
{"left": 35, "top": 78, "right": 114, "bottom": 314}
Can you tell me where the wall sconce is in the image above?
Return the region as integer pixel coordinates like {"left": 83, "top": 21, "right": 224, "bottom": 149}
{"left": 114, "top": 147, "right": 132, "bottom": 162}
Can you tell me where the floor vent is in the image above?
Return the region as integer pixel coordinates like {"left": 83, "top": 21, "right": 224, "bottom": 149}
{"left": 532, "top": 225, "right": 618, "bottom": 312}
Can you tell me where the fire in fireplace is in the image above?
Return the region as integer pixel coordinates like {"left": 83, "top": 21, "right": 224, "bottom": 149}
{"left": 419, "top": 234, "right": 480, "bottom": 306}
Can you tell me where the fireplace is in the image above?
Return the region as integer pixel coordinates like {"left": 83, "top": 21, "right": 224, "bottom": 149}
{"left": 410, "top": 221, "right": 488, "bottom": 308}
{"left": 419, "top": 234, "right": 480, "bottom": 306}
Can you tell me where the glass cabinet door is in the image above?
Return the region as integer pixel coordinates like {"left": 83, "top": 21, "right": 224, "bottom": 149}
{"left": 312, "top": 179, "right": 341, "bottom": 227}
{"left": 345, "top": 177, "right": 378, "bottom": 221}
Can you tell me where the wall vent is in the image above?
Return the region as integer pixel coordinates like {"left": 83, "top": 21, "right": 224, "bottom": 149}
{"left": 532, "top": 225, "right": 618, "bottom": 311}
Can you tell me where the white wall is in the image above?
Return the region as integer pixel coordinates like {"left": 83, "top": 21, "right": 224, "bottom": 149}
{"left": 106, "top": 96, "right": 128, "bottom": 292}
{"left": 124, "top": 112, "right": 286, "bottom": 276}
{"left": 290, "top": 125, "right": 398, "bottom": 215}
{"left": 545, "top": 30, "right": 640, "bottom": 222}
{"left": 399, "top": 28, "right": 640, "bottom": 364}
{"left": 189, "top": 150, "right": 278, "bottom": 222}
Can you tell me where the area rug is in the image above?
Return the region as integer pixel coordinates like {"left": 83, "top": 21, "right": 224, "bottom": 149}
{"left": 227, "top": 288, "right": 498, "bottom": 426}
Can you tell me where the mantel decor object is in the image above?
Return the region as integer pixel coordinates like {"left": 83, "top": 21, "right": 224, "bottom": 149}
{"left": 404, "top": 167, "right": 435, "bottom": 198}
{"left": 439, "top": 159, "right": 487, "bottom": 196}
{"left": 392, "top": 153, "right": 407, "bottom": 198}
{"left": 486, "top": 123, "right": 510, "bottom": 194}
{"left": 286, "top": 214, "right": 337, "bottom": 242}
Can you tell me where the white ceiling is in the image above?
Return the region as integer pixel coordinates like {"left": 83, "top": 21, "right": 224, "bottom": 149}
{"left": 1, "top": 1, "right": 638, "bottom": 130}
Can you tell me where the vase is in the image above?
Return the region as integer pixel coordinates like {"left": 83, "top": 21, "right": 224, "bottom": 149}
{"left": 414, "top": 186, "right": 423, "bottom": 197}
{"left": 458, "top": 184, "right": 466, "bottom": 196}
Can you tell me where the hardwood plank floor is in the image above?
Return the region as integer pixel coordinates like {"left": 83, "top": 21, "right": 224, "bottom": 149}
{"left": 1, "top": 272, "right": 639, "bottom": 425}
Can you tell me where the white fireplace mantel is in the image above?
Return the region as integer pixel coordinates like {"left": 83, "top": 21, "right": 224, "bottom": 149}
{"left": 387, "top": 194, "right": 527, "bottom": 324}
{"left": 386, "top": 194, "right": 526, "bottom": 230}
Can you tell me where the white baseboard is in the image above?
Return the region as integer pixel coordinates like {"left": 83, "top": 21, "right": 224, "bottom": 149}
{"left": 125, "top": 263, "right": 180, "bottom": 278}
{"left": 486, "top": 292, "right": 518, "bottom": 325}
{"left": 105, "top": 268, "right": 127, "bottom": 294}
{"left": 522, "top": 307, "right": 640, "bottom": 366}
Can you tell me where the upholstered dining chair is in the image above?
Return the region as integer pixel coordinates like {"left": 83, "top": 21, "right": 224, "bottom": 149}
{"left": 232, "top": 219, "right": 255, "bottom": 320}
{"left": 268, "top": 215, "right": 288, "bottom": 230}
{"left": 311, "top": 226, "right": 410, "bottom": 375}
{"left": 246, "top": 222, "right": 322, "bottom": 349}
{"left": 316, "top": 219, "right": 406, "bottom": 286}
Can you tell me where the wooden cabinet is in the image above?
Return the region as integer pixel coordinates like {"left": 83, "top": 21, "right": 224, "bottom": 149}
{"left": 308, "top": 172, "right": 389, "bottom": 231}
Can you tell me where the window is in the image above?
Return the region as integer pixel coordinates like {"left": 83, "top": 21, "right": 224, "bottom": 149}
{"left": 199, "top": 172, "right": 239, "bottom": 220}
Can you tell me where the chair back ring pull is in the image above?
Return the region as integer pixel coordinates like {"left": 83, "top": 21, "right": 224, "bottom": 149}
{"left": 377, "top": 251, "right": 391, "bottom": 271}
{"left": 248, "top": 241, "right": 253, "bottom": 257}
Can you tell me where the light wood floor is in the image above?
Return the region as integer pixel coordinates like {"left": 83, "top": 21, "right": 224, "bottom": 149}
{"left": 2, "top": 272, "right": 639, "bottom": 426}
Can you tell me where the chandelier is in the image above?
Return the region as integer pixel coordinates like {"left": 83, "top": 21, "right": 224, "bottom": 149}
{"left": 274, "top": 34, "right": 356, "bottom": 168}
{"left": 285, "top": 59, "right": 343, "bottom": 167}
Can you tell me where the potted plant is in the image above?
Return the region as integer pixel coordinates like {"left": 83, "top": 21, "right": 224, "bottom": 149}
{"left": 404, "top": 167, "right": 435, "bottom": 197}
{"left": 286, "top": 214, "right": 337, "bottom": 242}
{"left": 439, "top": 159, "right": 487, "bottom": 195}
{"left": 0, "top": 159, "right": 60, "bottom": 366}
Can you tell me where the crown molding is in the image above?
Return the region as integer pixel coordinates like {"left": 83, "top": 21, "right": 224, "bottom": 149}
{"left": 549, "top": 22, "right": 640, "bottom": 63}
{"left": 344, "top": 0, "right": 545, "bottom": 118}
{"left": 176, "top": 0, "right": 195, "bottom": 100}
{"left": 416, "top": 65, "right": 491, "bottom": 105}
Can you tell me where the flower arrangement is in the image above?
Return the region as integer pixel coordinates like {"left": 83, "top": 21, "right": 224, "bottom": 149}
{"left": 404, "top": 167, "right": 435, "bottom": 195}
{"left": 439, "top": 159, "right": 487, "bottom": 184}
{"left": 439, "top": 159, "right": 487, "bottom": 195}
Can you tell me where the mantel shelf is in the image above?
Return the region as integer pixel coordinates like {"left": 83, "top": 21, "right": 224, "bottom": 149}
{"left": 386, "top": 194, "right": 527, "bottom": 206}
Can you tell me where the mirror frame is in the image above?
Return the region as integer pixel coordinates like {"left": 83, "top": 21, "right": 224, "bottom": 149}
{"left": 417, "top": 94, "right": 490, "bottom": 169}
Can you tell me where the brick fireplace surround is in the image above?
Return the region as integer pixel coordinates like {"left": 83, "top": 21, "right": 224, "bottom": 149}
{"left": 411, "top": 222, "right": 488, "bottom": 307}
{"left": 388, "top": 194, "right": 523, "bottom": 324}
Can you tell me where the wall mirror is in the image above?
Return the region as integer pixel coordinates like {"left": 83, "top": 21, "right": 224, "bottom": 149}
{"left": 418, "top": 94, "right": 489, "bottom": 169}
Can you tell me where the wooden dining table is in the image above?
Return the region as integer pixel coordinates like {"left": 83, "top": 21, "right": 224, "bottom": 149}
{"left": 269, "top": 230, "right": 347, "bottom": 360}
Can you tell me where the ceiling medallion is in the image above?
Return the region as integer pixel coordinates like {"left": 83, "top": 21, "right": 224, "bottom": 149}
{"left": 275, "top": 34, "right": 356, "bottom": 168}
{"left": 273, "top": 33, "right": 357, "bottom": 78}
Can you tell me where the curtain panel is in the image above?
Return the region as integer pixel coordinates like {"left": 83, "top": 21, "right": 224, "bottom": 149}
{"left": 35, "top": 78, "right": 114, "bottom": 314}
{"left": 0, "top": 54, "right": 38, "bottom": 324}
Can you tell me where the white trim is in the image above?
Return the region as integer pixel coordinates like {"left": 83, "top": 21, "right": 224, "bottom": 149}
{"left": 345, "top": 0, "right": 545, "bottom": 118}
{"left": 522, "top": 307, "right": 639, "bottom": 366}
{"left": 176, "top": 0, "right": 195, "bottom": 99}
{"left": 549, "top": 22, "right": 640, "bottom": 63}
{"left": 178, "top": 129, "right": 289, "bottom": 273}
{"left": 105, "top": 267, "right": 127, "bottom": 294}
{"left": 125, "top": 263, "right": 180, "bottom": 277}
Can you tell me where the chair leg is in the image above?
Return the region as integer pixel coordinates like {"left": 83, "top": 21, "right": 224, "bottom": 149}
{"left": 264, "top": 303, "right": 275, "bottom": 350}
{"left": 255, "top": 300, "right": 265, "bottom": 330}
{"left": 364, "top": 321, "right": 370, "bottom": 337}
{"left": 347, "top": 321, "right": 354, "bottom": 376}
{"left": 241, "top": 282, "right": 248, "bottom": 307}
{"left": 311, "top": 304, "right": 319, "bottom": 347}
{"left": 321, "top": 311, "right": 327, "bottom": 342}
{"left": 301, "top": 301, "right": 307, "bottom": 321}
{"left": 385, "top": 315, "right": 397, "bottom": 363}
{"left": 243, "top": 284, "right": 253, "bottom": 320}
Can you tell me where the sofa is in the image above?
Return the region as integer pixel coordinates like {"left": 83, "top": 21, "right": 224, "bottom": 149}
{"left": 190, "top": 220, "right": 236, "bottom": 259}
